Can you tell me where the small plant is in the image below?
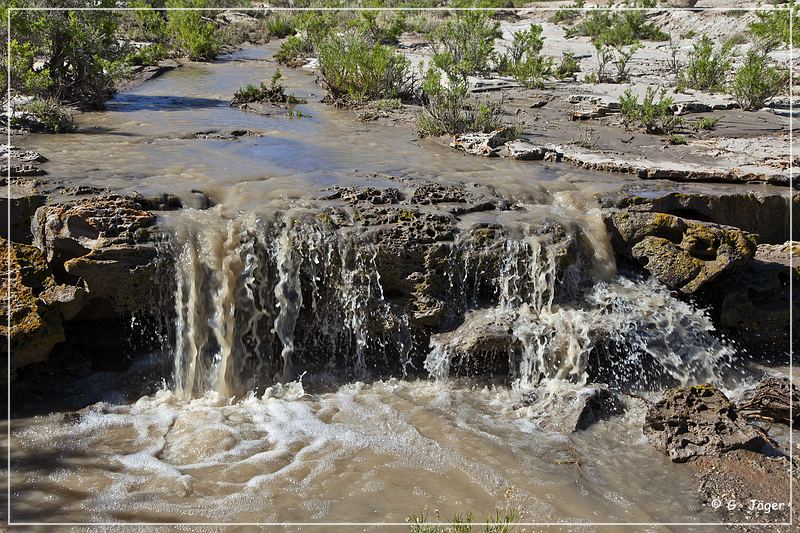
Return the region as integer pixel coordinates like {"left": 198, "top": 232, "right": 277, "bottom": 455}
{"left": 416, "top": 67, "right": 503, "bottom": 136}
{"left": 691, "top": 116, "right": 720, "bottom": 132}
{"left": 317, "top": 32, "right": 413, "bottom": 103}
{"left": 497, "top": 24, "right": 554, "bottom": 89}
{"left": 166, "top": 0, "right": 221, "bottom": 61}
{"left": 275, "top": 35, "right": 312, "bottom": 67}
{"left": 430, "top": 11, "right": 500, "bottom": 83}
{"left": 125, "top": 43, "right": 168, "bottom": 67}
{"left": 593, "top": 39, "right": 641, "bottom": 83}
{"left": 407, "top": 492, "right": 521, "bottom": 533}
{"left": 556, "top": 52, "right": 581, "bottom": 80}
{"left": 730, "top": 49, "right": 788, "bottom": 110}
{"left": 619, "top": 86, "right": 682, "bottom": 134}
{"left": 231, "top": 69, "right": 307, "bottom": 106}
{"left": 667, "top": 133, "right": 688, "bottom": 145}
{"left": 678, "top": 35, "right": 734, "bottom": 93}
{"left": 348, "top": 10, "right": 408, "bottom": 45}
{"left": 15, "top": 98, "right": 74, "bottom": 133}
{"left": 551, "top": 0, "right": 585, "bottom": 25}
{"left": 569, "top": 126, "right": 597, "bottom": 149}
{"left": 748, "top": 1, "right": 800, "bottom": 49}
{"left": 266, "top": 15, "right": 296, "bottom": 39}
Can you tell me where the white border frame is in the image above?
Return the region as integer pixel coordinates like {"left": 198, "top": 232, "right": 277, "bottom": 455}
{"left": 3, "top": 3, "right": 794, "bottom": 528}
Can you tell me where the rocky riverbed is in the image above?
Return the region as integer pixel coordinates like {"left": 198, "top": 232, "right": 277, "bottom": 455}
{"left": 3, "top": 2, "right": 799, "bottom": 527}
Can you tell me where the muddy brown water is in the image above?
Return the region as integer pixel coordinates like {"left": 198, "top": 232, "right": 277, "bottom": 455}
{"left": 7, "top": 43, "right": 794, "bottom": 528}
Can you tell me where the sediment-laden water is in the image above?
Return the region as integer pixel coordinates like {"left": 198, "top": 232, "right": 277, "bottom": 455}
{"left": 7, "top": 43, "right": 791, "bottom": 527}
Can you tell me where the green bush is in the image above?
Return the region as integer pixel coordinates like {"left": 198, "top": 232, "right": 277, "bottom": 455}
{"left": 7, "top": 39, "right": 53, "bottom": 96}
{"left": 593, "top": 38, "right": 641, "bottom": 83}
{"left": 730, "top": 49, "right": 788, "bottom": 110}
{"left": 266, "top": 15, "right": 296, "bottom": 39}
{"left": 619, "top": 86, "right": 682, "bottom": 134}
{"left": 497, "top": 24, "right": 553, "bottom": 89}
{"left": 551, "top": 0, "right": 585, "bottom": 25}
{"left": 430, "top": 11, "right": 500, "bottom": 83}
{"left": 275, "top": 35, "right": 312, "bottom": 67}
{"left": 166, "top": 0, "right": 221, "bottom": 61}
{"left": 273, "top": 12, "right": 337, "bottom": 67}
{"left": 347, "top": 10, "right": 408, "bottom": 45}
{"left": 123, "top": 0, "right": 167, "bottom": 43}
{"left": 678, "top": 35, "right": 734, "bottom": 93}
{"left": 125, "top": 43, "right": 169, "bottom": 66}
{"left": 556, "top": 52, "right": 581, "bottom": 80}
{"left": 231, "top": 69, "right": 306, "bottom": 105}
{"left": 691, "top": 116, "right": 720, "bottom": 131}
{"left": 566, "top": 2, "right": 667, "bottom": 42}
{"left": 317, "top": 32, "right": 413, "bottom": 103}
{"left": 16, "top": 97, "right": 75, "bottom": 133}
{"left": 416, "top": 68, "right": 503, "bottom": 136}
{"left": 748, "top": 2, "right": 800, "bottom": 49}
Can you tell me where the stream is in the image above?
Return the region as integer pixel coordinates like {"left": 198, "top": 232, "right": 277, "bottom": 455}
{"left": 6, "top": 43, "right": 794, "bottom": 529}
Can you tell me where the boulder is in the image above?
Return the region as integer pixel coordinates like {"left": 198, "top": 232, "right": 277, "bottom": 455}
{"left": 1, "top": 239, "right": 65, "bottom": 371}
{"left": 513, "top": 383, "right": 625, "bottom": 433}
{"left": 704, "top": 242, "right": 799, "bottom": 354}
{"left": 612, "top": 191, "right": 797, "bottom": 245}
{"left": 451, "top": 129, "right": 562, "bottom": 161}
{"left": 604, "top": 211, "right": 756, "bottom": 293}
{"left": 643, "top": 385, "right": 770, "bottom": 463}
{"left": 31, "top": 195, "right": 162, "bottom": 316}
{"left": 0, "top": 193, "right": 46, "bottom": 243}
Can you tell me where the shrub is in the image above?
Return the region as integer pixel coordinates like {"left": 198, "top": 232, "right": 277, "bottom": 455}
{"left": 567, "top": 2, "right": 667, "bottom": 42}
{"left": 15, "top": 97, "right": 74, "bottom": 133}
{"left": 416, "top": 67, "right": 503, "bottom": 136}
{"left": 691, "top": 116, "right": 720, "bottom": 132}
{"left": 678, "top": 35, "right": 734, "bottom": 93}
{"left": 748, "top": 2, "right": 800, "bottom": 49}
{"left": 231, "top": 68, "right": 307, "bottom": 106}
{"left": 593, "top": 39, "right": 641, "bottom": 83}
{"left": 730, "top": 49, "right": 788, "bottom": 110}
{"left": 275, "top": 35, "right": 312, "bottom": 67}
{"left": 166, "top": 0, "right": 221, "bottom": 61}
{"left": 266, "top": 15, "right": 296, "bottom": 39}
{"left": 498, "top": 24, "right": 553, "bottom": 88}
{"left": 5, "top": 3, "right": 127, "bottom": 108}
{"left": 430, "top": 11, "right": 500, "bottom": 83}
{"left": 556, "top": 52, "right": 581, "bottom": 80}
{"left": 667, "top": 133, "right": 688, "bottom": 145}
{"left": 273, "top": 12, "right": 337, "bottom": 67}
{"left": 348, "top": 10, "right": 408, "bottom": 45}
{"left": 619, "top": 86, "right": 682, "bottom": 134}
{"left": 7, "top": 39, "right": 53, "bottom": 96}
{"left": 317, "top": 32, "right": 413, "bottom": 103}
{"left": 125, "top": 43, "right": 169, "bottom": 67}
{"left": 123, "top": 0, "right": 167, "bottom": 43}
{"left": 551, "top": 0, "right": 585, "bottom": 25}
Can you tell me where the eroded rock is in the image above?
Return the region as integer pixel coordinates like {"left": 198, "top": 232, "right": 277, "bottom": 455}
{"left": 32, "top": 195, "right": 162, "bottom": 315}
{"left": 613, "top": 191, "right": 797, "bottom": 245}
{"left": 1, "top": 239, "right": 65, "bottom": 371}
{"left": 704, "top": 242, "right": 799, "bottom": 354}
{"left": 451, "top": 129, "right": 563, "bottom": 162}
{"left": 605, "top": 210, "right": 756, "bottom": 293}
{"left": 644, "top": 385, "right": 770, "bottom": 463}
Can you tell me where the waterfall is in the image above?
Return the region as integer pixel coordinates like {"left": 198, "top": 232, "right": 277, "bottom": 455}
{"left": 163, "top": 205, "right": 733, "bottom": 399}
{"left": 424, "top": 225, "right": 733, "bottom": 389}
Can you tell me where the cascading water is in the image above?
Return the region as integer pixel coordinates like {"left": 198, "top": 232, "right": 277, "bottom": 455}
{"left": 163, "top": 199, "right": 734, "bottom": 400}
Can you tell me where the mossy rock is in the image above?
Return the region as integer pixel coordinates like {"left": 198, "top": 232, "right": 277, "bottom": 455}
{"left": 1, "top": 239, "right": 64, "bottom": 371}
